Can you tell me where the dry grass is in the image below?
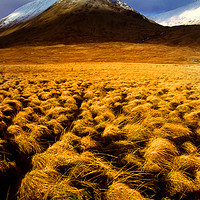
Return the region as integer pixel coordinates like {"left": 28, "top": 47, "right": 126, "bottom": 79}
{"left": 167, "top": 170, "right": 197, "bottom": 197}
{"left": 106, "top": 182, "right": 145, "bottom": 200}
{"left": 0, "top": 62, "right": 199, "bottom": 200}
{"left": 143, "top": 138, "right": 179, "bottom": 173}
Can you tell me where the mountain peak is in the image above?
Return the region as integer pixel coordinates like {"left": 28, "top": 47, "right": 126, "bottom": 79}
{"left": 0, "top": 0, "right": 133, "bottom": 28}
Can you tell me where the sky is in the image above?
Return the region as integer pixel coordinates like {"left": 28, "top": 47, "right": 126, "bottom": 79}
{"left": 0, "top": 0, "right": 195, "bottom": 19}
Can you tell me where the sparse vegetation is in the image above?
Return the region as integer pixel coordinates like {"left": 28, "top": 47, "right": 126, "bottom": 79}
{"left": 0, "top": 63, "right": 199, "bottom": 200}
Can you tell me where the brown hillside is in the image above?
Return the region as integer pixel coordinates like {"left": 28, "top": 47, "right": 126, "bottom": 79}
{"left": 150, "top": 25, "right": 200, "bottom": 47}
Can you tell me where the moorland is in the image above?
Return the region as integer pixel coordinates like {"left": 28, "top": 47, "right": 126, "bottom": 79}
{"left": 0, "top": 42, "right": 200, "bottom": 199}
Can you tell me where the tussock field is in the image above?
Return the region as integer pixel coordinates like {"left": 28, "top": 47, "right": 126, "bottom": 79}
{"left": 0, "top": 62, "right": 200, "bottom": 200}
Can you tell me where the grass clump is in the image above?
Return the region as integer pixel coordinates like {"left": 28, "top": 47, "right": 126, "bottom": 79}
{"left": 14, "top": 134, "right": 43, "bottom": 156}
{"left": 102, "top": 124, "right": 125, "bottom": 145}
{"left": 166, "top": 170, "right": 197, "bottom": 197}
{"left": 18, "top": 167, "right": 62, "bottom": 200}
{"left": 156, "top": 123, "right": 192, "bottom": 143}
{"left": 123, "top": 103, "right": 151, "bottom": 124}
{"left": 143, "top": 138, "right": 179, "bottom": 173}
{"left": 106, "top": 182, "right": 145, "bottom": 200}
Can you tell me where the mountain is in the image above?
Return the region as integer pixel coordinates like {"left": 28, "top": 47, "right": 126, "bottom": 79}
{"left": 0, "top": 0, "right": 164, "bottom": 47}
{"left": 0, "top": 0, "right": 134, "bottom": 28}
{"left": 150, "top": 0, "right": 200, "bottom": 26}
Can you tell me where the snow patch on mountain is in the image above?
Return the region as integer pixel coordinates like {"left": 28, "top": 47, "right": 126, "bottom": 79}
{"left": 149, "top": 0, "right": 200, "bottom": 26}
{"left": 0, "top": 0, "right": 58, "bottom": 28}
{"left": 111, "top": 0, "right": 133, "bottom": 10}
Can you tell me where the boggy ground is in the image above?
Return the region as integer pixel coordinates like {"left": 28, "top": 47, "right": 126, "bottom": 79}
{"left": 0, "top": 61, "right": 200, "bottom": 200}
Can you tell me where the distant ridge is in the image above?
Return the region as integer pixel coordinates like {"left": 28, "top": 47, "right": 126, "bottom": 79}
{"left": 150, "top": 0, "right": 200, "bottom": 26}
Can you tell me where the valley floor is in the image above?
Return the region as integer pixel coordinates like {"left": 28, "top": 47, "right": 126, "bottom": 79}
{"left": 0, "top": 42, "right": 200, "bottom": 65}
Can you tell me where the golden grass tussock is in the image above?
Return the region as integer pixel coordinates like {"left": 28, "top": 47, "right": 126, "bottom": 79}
{"left": 3, "top": 99, "right": 22, "bottom": 113}
{"left": 112, "top": 115, "right": 130, "bottom": 128}
{"left": 0, "top": 90, "right": 10, "bottom": 98}
{"left": 72, "top": 119, "right": 97, "bottom": 137}
{"left": 181, "top": 141, "right": 198, "bottom": 154}
{"left": 62, "top": 95, "right": 77, "bottom": 105}
{"left": 123, "top": 123, "right": 153, "bottom": 143}
{"left": 123, "top": 103, "right": 151, "bottom": 124}
{"left": 13, "top": 107, "right": 39, "bottom": 126}
{"left": 172, "top": 154, "right": 200, "bottom": 173}
{"left": 143, "top": 138, "right": 179, "bottom": 173}
{"left": 81, "top": 135, "right": 99, "bottom": 152}
{"left": 56, "top": 113, "right": 71, "bottom": 127}
{"left": 102, "top": 124, "right": 125, "bottom": 144}
{"left": 60, "top": 132, "right": 81, "bottom": 147}
{"left": 32, "top": 151, "right": 117, "bottom": 199}
{"left": 29, "top": 124, "right": 52, "bottom": 139}
{"left": 44, "top": 178, "right": 89, "bottom": 200}
{"left": 18, "top": 167, "right": 62, "bottom": 200}
{"left": 176, "top": 103, "right": 191, "bottom": 114}
{"left": 46, "top": 106, "right": 69, "bottom": 119}
{"left": 167, "top": 110, "right": 183, "bottom": 123}
{"left": 46, "top": 119, "right": 64, "bottom": 135}
{"left": 14, "top": 134, "right": 43, "bottom": 155}
{"left": 122, "top": 152, "right": 143, "bottom": 169}
{"left": 84, "top": 89, "right": 95, "bottom": 100}
{"left": 32, "top": 149, "right": 79, "bottom": 170}
{"left": 166, "top": 170, "right": 197, "bottom": 197}
{"left": 90, "top": 105, "right": 115, "bottom": 122}
{"left": 31, "top": 132, "right": 81, "bottom": 169}
{"left": 79, "top": 109, "right": 94, "bottom": 122}
{"left": 71, "top": 151, "right": 117, "bottom": 185}
{"left": 102, "top": 110, "right": 116, "bottom": 121}
{"left": 122, "top": 99, "right": 146, "bottom": 114}
{"left": 146, "top": 95, "right": 163, "bottom": 109}
{"left": 187, "top": 100, "right": 200, "bottom": 110}
{"left": 106, "top": 182, "right": 145, "bottom": 200}
{"left": 143, "top": 116, "right": 165, "bottom": 131}
{"left": 38, "top": 91, "right": 52, "bottom": 100}
{"left": 184, "top": 110, "right": 200, "bottom": 128}
{"left": 156, "top": 123, "right": 192, "bottom": 141}
{"left": 40, "top": 98, "right": 60, "bottom": 111}
{"left": 7, "top": 125, "right": 24, "bottom": 137}
{"left": 63, "top": 101, "right": 78, "bottom": 112}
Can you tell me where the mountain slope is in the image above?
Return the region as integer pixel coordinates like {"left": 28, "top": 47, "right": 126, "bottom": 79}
{"left": 150, "top": 0, "right": 200, "bottom": 26}
{"left": 0, "top": 0, "right": 164, "bottom": 47}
